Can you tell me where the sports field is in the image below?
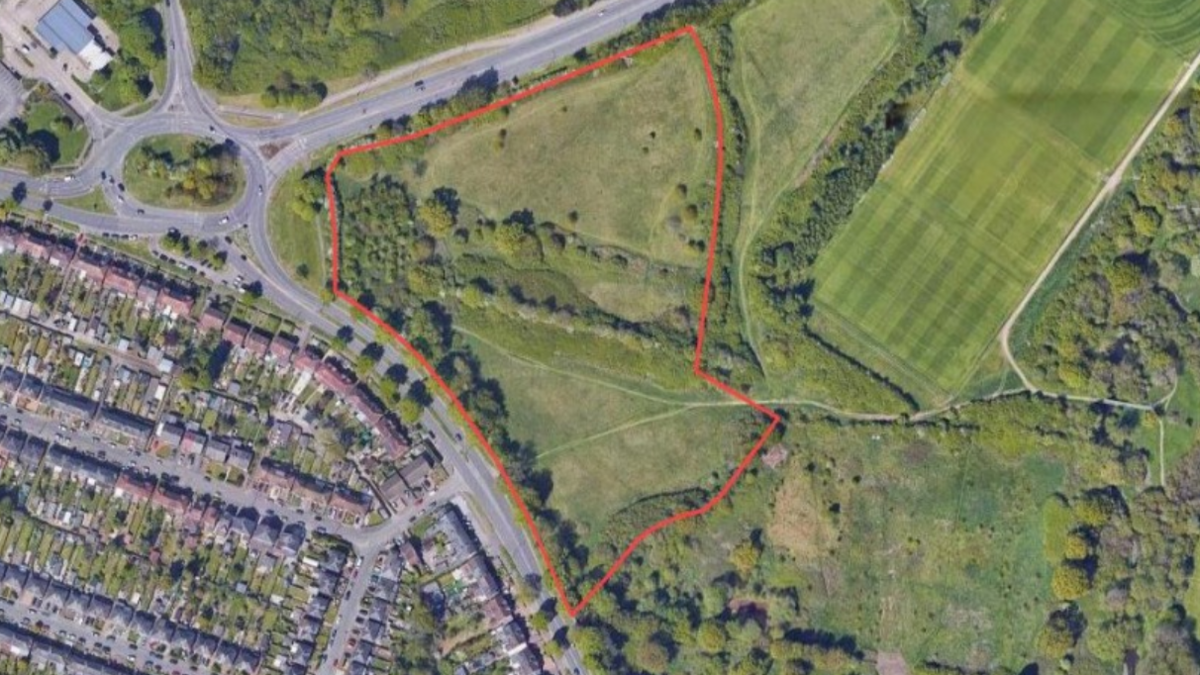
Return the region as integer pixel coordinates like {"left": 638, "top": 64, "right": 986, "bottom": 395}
{"left": 811, "top": 0, "right": 1185, "bottom": 400}
{"left": 1092, "top": 0, "right": 1200, "bottom": 55}
{"left": 407, "top": 41, "right": 715, "bottom": 267}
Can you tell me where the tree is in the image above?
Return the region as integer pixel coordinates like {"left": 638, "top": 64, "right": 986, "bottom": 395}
{"left": 1037, "top": 613, "right": 1077, "bottom": 660}
{"left": 1062, "top": 531, "right": 1090, "bottom": 560}
{"left": 696, "top": 620, "right": 726, "bottom": 654}
{"left": 399, "top": 396, "right": 424, "bottom": 425}
{"left": 1050, "top": 563, "right": 1091, "bottom": 601}
{"left": 631, "top": 638, "right": 670, "bottom": 674}
{"left": 730, "top": 540, "right": 761, "bottom": 578}
{"left": 417, "top": 198, "right": 455, "bottom": 237}
{"left": 1088, "top": 616, "right": 1143, "bottom": 663}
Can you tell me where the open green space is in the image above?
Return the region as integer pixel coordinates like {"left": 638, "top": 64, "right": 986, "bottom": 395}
{"left": 187, "top": 0, "right": 555, "bottom": 103}
{"left": 0, "top": 92, "right": 88, "bottom": 174}
{"left": 22, "top": 98, "right": 88, "bottom": 166}
{"left": 542, "top": 405, "right": 759, "bottom": 542}
{"left": 772, "top": 422, "right": 1065, "bottom": 667}
{"left": 123, "top": 135, "right": 245, "bottom": 210}
{"left": 810, "top": 0, "right": 1183, "bottom": 403}
{"left": 1092, "top": 0, "right": 1200, "bottom": 56}
{"left": 407, "top": 42, "right": 716, "bottom": 267}
{"left": 731, "top": 0, "right": 900, "bottom": 284}
{"left": 462, "top": 333, "right": 753, "bottom": 538}
{"left": 462, "top": 334, "right": 679, "bottom": 453}
{"left": 268, "top": 166, "right": 329, "bottom": 296}
{"left": 321, "top": 36, "right": 772, "bottom": 547}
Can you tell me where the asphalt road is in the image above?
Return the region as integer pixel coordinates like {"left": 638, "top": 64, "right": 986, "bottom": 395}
{"left": 0, "top": 2, "right": 684, "bottom": 672}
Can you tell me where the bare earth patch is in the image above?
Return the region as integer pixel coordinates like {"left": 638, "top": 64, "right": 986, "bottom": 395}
{"left": 875, "top": 652, "right": 909, "bottom": 675}
{"left": 768, "top": 469, "right": 836, "bottom": 562}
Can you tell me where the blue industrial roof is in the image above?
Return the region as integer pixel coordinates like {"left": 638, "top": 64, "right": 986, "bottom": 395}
{"left": 36, "top": 0, "right": 95, "bottom": 55}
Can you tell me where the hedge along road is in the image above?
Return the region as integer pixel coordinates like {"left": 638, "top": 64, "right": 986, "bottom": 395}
{"left": 322, "top": 25, "right": 782, "bottom": 616}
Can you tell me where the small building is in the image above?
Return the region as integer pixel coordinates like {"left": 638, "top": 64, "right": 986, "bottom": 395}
{"left": 35, "top": 0, "right": 114, "bottom": 71}
{"left": 226, "top": 445, "right": 253, "bottom": 471}
{"left": 244, "top": 329, "right": 271, "bottom": 358}
{"left": 399, "top": 453, "right": 435, "bottom": 491}
{"left": 197, "top": 306, "right": 226, "bottom": 333}
{"left": 95, "top": 407, "right": 153, "bottom": 443}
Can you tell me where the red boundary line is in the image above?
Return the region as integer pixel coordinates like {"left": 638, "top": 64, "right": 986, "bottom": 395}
{"left": 324, "top": 25, "right": 781, "bottom": 617}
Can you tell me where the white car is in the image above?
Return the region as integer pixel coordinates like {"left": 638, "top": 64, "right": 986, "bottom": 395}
{"left": 219, "top": 216, "right": 230, "bottom": 224}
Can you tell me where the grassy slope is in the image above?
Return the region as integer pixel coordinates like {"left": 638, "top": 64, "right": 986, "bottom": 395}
{"left": 410, "top": 43, "right": 715, "bottom": 268}
{"left": 58, "top": 187, "right": 114, "bottom": 214}
{"left": 811, "top": 0, "right": 1182, "bottom": 402}
{"left": 123, "top": 135, "right": 246, "bottom": 211}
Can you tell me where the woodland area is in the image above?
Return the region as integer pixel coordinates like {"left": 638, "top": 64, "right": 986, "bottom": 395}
{"left": 1015, "top": 89, "right": 1200, "bottom": 403}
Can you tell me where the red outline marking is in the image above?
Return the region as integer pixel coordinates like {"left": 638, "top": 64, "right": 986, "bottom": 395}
{"left": 324, "top": 25, "right": 781, "bottom": 617}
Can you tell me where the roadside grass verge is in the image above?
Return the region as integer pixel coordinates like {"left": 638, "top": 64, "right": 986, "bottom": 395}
{"left": 24, "top": 98, "right": 88, "bottom": 166}
{"left": 58, "top": 187, "right": 114, "bottom": 214}
{"left": 268, "top": 165, "right": 329, "bottom": 296}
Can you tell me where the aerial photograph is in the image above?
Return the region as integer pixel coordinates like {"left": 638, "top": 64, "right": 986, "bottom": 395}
{"left": 1, "top": 0, "right": 1200, "bottom": 673}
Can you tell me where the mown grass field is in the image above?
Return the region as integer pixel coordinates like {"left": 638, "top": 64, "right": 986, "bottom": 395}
{"left": 772, "top": 423, "right": 1065, "bottom": 668}
{"left": 811, "top": 0, "right": 1185, "bottom": 402}
{"left": 407, "top": 42, "right": 716, "bottom": 268}
{"left": 1092, "top": 0, "right": 1200, "bottom": 56}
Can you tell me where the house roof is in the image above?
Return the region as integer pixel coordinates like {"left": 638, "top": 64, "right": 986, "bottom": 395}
{"left": 36, "top": 0, "right": 95, "bottom": 54}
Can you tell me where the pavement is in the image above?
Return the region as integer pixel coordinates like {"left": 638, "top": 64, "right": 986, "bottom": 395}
{"left": 0, "top": 64, "right": 24, "bottom": 126}
{"left": 0, "top": 2, "right": 685, "bottom": 673}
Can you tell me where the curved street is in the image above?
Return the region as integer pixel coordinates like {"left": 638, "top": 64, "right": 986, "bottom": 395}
{"left": 0, "top": 1, "right": 679, "bottom": 673}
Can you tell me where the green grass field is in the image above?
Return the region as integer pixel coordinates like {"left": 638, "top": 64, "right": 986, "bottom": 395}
{"left": 268, "top": 167, "right": 329, "bottom": 296}
{"left": 542, "top": 406, "right": 759, "bottom": 541}
{"left": 811, "top": 0, "right": 1185, "bottom": 403}
{"left": 462, "top": 334, "right": 681, "bottom": 453}
{"left": 1092, "top": 0, "right": 1200, "bottom": 56}
{"left": 463, "top": 328, "right": 754, "bottom": 540}
{"left": 58, "top": 187, "right": 114, "bottom": 214}
{"left": 732, "top": 0, "right": 900, "bottom": 282}
{"left": 773, "top": 423, "right": 1065, "bottom": 667}
{"left": 407, "top": 42, "right": 716, "bottom": 268}
{"left": 23, "top": 99, "right": 88, "bottom": 166}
